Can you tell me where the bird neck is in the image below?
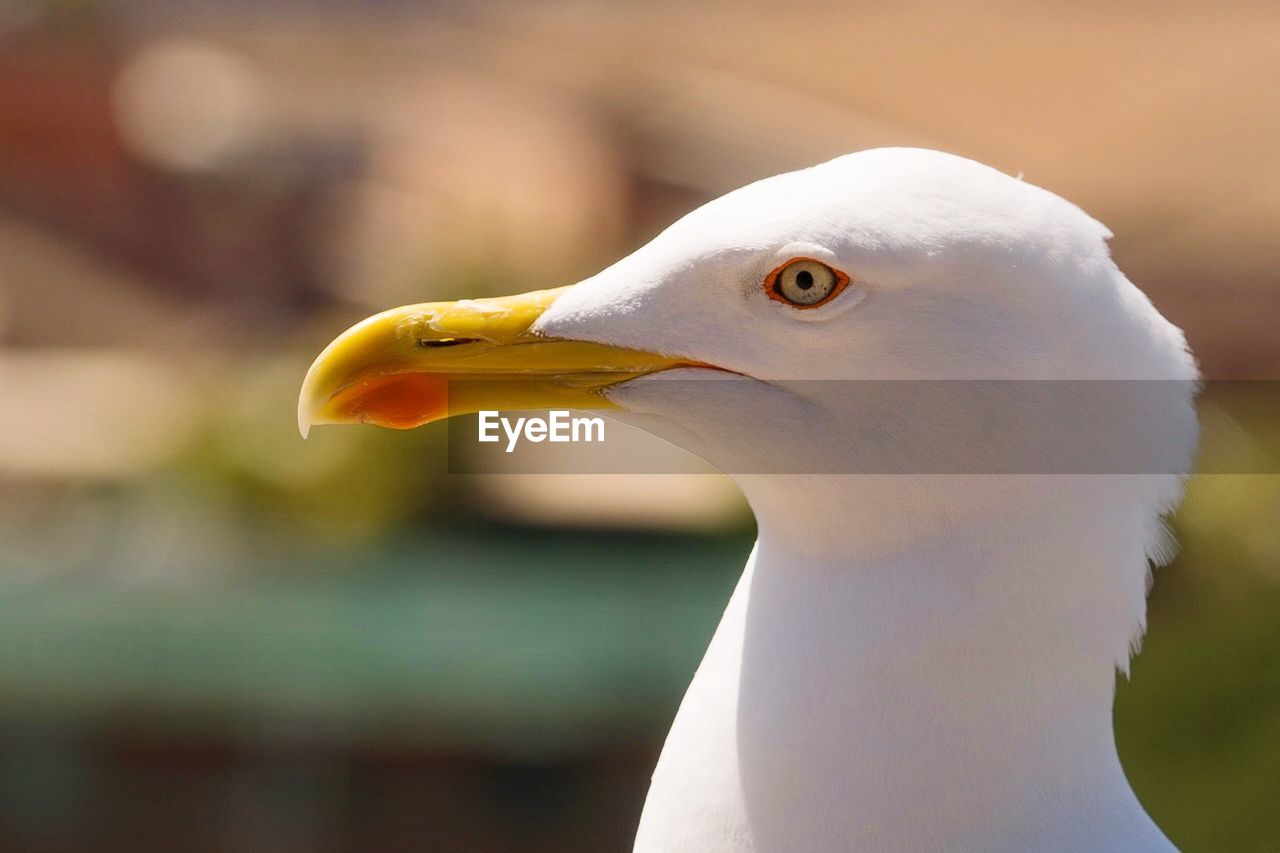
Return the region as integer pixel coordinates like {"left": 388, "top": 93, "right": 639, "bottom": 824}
{"left": 724, "top": 475, "right": 1169, "bottom": 849}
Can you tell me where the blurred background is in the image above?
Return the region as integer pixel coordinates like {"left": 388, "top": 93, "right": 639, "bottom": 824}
{"left": 0, "top": 1, "right": 1278, "bottom": 850}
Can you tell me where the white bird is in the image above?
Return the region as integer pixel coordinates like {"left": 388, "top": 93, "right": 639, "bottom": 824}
{"left": 299, "top": 148, "right": 1198, "bottom": 852}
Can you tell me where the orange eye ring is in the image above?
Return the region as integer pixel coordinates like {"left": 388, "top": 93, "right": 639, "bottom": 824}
{"left": 764, "top": 257, "right": 851, "bottom": 309}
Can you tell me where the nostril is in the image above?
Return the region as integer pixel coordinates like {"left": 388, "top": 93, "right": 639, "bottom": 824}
{"left": 419, "top": 338, "right": 474, "bottom": 348}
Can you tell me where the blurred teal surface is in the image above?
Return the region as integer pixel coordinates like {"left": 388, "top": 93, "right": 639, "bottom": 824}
{"left": 0, "top": 530, "right": 746, "bottom": 747}
{"left": 0, "top": 514, "right": 1278, "bottom": 850}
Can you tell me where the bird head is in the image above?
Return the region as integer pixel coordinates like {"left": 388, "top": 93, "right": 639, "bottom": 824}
{"left": 300, "top": 148, "right": 1197, "bottom": 559}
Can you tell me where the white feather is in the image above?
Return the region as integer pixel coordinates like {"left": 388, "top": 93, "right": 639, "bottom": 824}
{"left": 536, "top": 149, "right": 1197, "bottom": 852}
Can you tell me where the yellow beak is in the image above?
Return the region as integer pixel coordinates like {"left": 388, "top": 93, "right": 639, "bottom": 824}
{"left": 298, "top": 286, "right": 686, "bottom": 438}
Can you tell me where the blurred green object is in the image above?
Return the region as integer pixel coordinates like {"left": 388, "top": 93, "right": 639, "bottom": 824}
{"left": 1117, "top": 480, "right": 1280, "bottom": 852}
{"left": 0, "top": 528, "right": 746, "bottom": 753}
{"left": 0, "top": 508, "right": 1278, "bottom": 850}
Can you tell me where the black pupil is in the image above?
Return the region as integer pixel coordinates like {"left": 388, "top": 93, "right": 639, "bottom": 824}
{"left": 795, "top": 269, "right": 814, "bottom": 290}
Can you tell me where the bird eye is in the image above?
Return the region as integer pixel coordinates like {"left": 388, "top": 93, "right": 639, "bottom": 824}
{"left": 766, "top": 258, "right": 849, "bottom": 308}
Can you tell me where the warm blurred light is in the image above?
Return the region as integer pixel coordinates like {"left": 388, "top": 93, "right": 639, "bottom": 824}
{"left": 633, "top": 65, "right": 934, "bottom": 196}
{"left": 112, "top": 39, "right": 262, "bottom": 172}
{"left": 332, "top": 75, "right": 624, "bottom": 306}
{"left": 0, "top": 351, "right": 196, "bottom": 478}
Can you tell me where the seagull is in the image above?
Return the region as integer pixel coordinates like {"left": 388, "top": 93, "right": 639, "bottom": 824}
{"left": 299, "top": 148, "right": 1198, "bottom": 852}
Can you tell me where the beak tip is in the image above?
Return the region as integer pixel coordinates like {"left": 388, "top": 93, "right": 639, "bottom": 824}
{"left": 297, "top": 383, "right": 316, "bottom": 440}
